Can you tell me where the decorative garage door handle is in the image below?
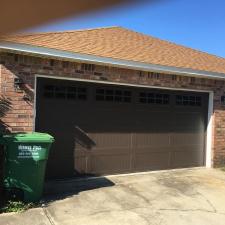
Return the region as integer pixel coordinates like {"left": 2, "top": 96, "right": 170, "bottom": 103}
{"left": 74, "top": 126, "right": 96, "bottom": 150}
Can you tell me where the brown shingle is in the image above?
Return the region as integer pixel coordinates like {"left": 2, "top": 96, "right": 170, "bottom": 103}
{"left": 1, "top": 26, "right": 225, "bottom": 74}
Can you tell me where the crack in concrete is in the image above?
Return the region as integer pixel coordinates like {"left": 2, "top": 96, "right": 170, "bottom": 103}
{"left": 42, "top": 207, "right": 55, "bottom": 225}
{"left": 87, "top": 206, "right": 161, "bottom": 225}
{"left": 119, "top": 183, "right": 154, "bottom": 206}
{"left": 41, "top": 169, "right": 225, "bottom": 224}
{"left": 195, "top": 190, "right": 217, "bottom": 213}
{"left": 155, "top": 207, "right": 225, "bottom": 216}
{"left": 72, "top": 203, "right": 225, "bottom": 220}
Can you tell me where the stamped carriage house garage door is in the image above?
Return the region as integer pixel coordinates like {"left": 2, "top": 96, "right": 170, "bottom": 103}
{"left": 35, "top": 77, "right": 209, "bottom": 179}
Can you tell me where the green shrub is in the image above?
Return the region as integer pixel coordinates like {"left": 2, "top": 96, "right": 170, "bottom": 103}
{"left": 0, "top": 201, "right": 34, "bottom": 213}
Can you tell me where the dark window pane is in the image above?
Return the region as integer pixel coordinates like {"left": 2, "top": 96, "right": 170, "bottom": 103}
{"left": 78, "top": 94, "right": 86, "bottom": 100}
{"left": 155, "top": 94, "right": 162, "bottom": 98}
{"left": 115, "top": 90, "right": 122, "bottom": 96}
{"left": 196, "top": 97, "right": 201, "bottom": 102}
{"left": 96, "top": 89, "right": 104, "bottom": 94}
{"left": 67, "top": 93, "right": 76, "bottom": 99}
{"left": 106, "top": 95, "right": 114, "bottom": 101}
{"left": 155, "top": 98, "right": 163, "bottom": 104}
{"left": 148, "top": 93, "right": 154, "bottom": 98}
{"left": 67, "top": 87, "right": 76, "bottom": 92}
{"left": 176, "top": 95, "right": 201, "bottom": 106}
{"left": 55, "top": 86, "right": 64, "bottom": 92}
{"left": 115, "top": 96, "right": 122, "bottom": 102}
{"left": 78, "top": 87, "right": 86, "bottom": 93}
{"left": 106, "top": 90, "right": 114, "bottom": 95}
{"left": 55, "top": 86, "right": 66, "bottom": 99}
{"left": 96, "top": 95, "right": 104, "bottom": 101}
{"left": 140, "top": 92, "right": 146, "bottom": 98}
{"left": 124, "top": 91, "right": 131, "bottom": 96}
{"left": 196, "top": 100, "right": 201, "bottom": 106}
{"left": 55, "top": 93, "right": 65, "bottom": 99}
{"left": 124, "top": 97, "right": 131, "bottom": 102}
{"left": 148, "top": 98, "right": 155, "bottom": 103}
{"left": 163, "top": 99, "right": 169, "bottom": 104}
{"left": 140, "top": 98, "right": 147, "bottom": 103}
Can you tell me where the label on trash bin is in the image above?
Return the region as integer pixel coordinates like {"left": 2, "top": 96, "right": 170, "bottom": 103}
{"left": 17, "top": 145, "right": 42, "bottom": 159}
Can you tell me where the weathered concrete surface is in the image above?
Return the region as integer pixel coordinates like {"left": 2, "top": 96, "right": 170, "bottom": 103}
{"left": 1, "top": 168, "right": 225, "bottom": 225}
{"left": 0, "top": 208, "right": 52, "bottom": 225}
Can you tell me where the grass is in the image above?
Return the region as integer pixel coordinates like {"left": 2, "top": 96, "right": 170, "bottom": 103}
{"left": 0, "top": 201, "right": 35, "bottom": 213}
{"left": 220, "top": 167, "right": 225, "bottom": 172}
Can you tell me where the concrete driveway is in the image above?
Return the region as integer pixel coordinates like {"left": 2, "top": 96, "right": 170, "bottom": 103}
{"left": 1, "top": 168, "right": 225, "bottom": 225}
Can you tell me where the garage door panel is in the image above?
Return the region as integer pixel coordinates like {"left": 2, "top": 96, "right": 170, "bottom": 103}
{"left": 36, "top": 78, "right": 208, "bottom": 178}
{"left": 170, "top": 133, "right": 205, "bottom": 146}
{"left": 134, "top": 133, "right": 170, "bottom": 148}
{"left": 86, "top": 147, "right": 131, "bottom": 156}
{"left": 134, "top": 146, "right": 173, "bottom": 154}
{"left": 173, "top": 113, "right": 205, "bottom": 130}
{"left": 134, "top": 152, "right": 170, "bottom": 171}
{"left": 136, "top": 111, "right": 173, "bottom": 123}
{"left": 90, "top": 154, "right": 131, "bottom": 174}
{"left": 75, "top": 147, "right": 88, "bottom": 156}
{"left": 171, "top": 150, "right": 204, "bottom": 168}
{"left": 74, "top": 156, "right": 87, "bottom": 174}
{"left": 89, "top": 133, "right": 132, "bottom": 149}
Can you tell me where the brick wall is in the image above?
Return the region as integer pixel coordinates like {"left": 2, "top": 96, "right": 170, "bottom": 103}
{"left": 0, "top": 144, "right": 4, "bottom": 205}
{"left": 0, "top": 52, "right": 225, "bottom": 167}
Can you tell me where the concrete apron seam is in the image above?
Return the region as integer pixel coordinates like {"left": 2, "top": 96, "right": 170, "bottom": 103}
{"left": 42, "top": 207, "right": 55, "bottom": 225}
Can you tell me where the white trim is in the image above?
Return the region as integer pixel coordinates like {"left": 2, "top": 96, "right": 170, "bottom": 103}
{"left": 36, "top": 74, "right": 212, "bottom": 93}
{"left": 34, "top": 74, "right": 214, "bottom": 168}
{"left": 33, "top": 76, "right": 37, "bottom": 132}
{"left": 206, "top": 92, "right": 214, "bottom": 167}
{"left": 0, "top": 41, "right": 225, "bottom": 80}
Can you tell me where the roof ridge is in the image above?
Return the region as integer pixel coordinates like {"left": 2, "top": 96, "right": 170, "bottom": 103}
{"left": 14, "top": 26, "right": 122, "bottom": 37}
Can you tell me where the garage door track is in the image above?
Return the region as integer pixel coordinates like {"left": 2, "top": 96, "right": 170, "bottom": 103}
{"left": 1, "top": 168, "right": 225, "bottom": 225}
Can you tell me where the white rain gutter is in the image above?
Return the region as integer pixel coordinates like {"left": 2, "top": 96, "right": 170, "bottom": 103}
{"left": 0, "top": 41, "right": 225, "bottom": 80}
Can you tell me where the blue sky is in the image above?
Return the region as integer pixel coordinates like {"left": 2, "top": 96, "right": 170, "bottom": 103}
{"left": 29, "top": 0, "right": 225, "bottom": 58}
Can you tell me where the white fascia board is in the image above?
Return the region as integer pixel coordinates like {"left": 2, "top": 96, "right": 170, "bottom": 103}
{"left": 0, "top": 41, "right": 225, "bottom": 80}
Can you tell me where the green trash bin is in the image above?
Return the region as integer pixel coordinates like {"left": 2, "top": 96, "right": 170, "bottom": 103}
{"left": 0, "top": 132, "right": 54, "bottom": 202}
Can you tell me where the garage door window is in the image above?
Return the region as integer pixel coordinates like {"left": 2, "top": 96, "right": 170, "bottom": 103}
{"left": 176, "top": 95, "right": 201, "bottom": 106}
{"left": 139, "top": 92, "right": 169, "bottom": 105}
{"left": 96, "top": 88, "right": 131, "bottom": 103}
{"left": 43, "top": 85, "right": 87, "bottom": 100}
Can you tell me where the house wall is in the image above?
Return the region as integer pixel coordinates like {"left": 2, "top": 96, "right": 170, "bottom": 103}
{"left": 0, "top": 52, "right": 225, "bottom": 167}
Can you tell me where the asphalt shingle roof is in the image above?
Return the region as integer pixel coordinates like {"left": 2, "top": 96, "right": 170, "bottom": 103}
{"left": 1, "top": 26, "right": 225, "bottom": 74}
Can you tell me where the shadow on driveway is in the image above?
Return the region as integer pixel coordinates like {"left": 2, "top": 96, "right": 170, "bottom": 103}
{"left": 43, "top": 176, "right": 115, "bottom": 203}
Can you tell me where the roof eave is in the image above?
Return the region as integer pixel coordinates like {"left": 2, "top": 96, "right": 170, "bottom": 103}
{"left": 0, "top": 41, "right": 225, "bottom": 80}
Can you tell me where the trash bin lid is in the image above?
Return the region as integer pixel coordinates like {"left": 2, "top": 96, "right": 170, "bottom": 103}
{"left": 1, "top": 132, "right": 54, "bottom": 143}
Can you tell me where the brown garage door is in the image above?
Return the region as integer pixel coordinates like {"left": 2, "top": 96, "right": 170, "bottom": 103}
{"left": 35, "top": 77, "right": 209, "bottom": 179}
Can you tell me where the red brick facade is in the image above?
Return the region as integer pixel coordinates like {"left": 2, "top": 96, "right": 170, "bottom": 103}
{"left": 0, "top": 52, "right": 225, "bottom": 167}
